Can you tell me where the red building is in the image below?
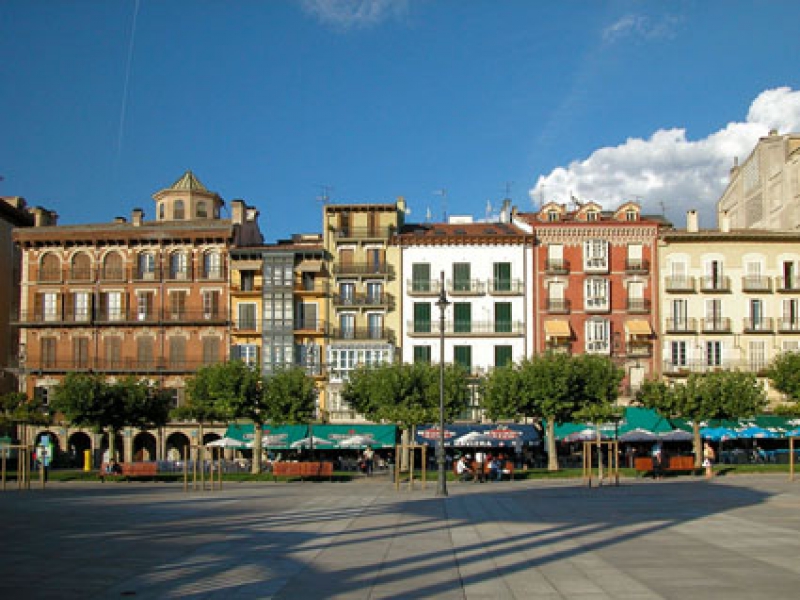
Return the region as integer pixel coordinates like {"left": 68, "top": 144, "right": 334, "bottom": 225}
{"left": 515, "top": 201, "right": 668, "bottom": 399}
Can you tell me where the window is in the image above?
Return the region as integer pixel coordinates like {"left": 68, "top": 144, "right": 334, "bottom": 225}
{"left": 169, "top": 337, "right": 186, "bottom": 368}
{"left": 340, "top": 314, "right": 355, "bottom": 339}
{"left": 197, "top": 201, "right": 208, "bottom": 218}
{"left": 105, "top": 337, "right": 122, "bottom": 369}
{"left": 749, "top": 341, "right": 766, "bottom": 372}
{"left": 452, "top": 263, "right": 471, "bottom": 291}
{"left": 586, "top": 211, "right": 599, "bottom": 222}
{"left": 298, "top": 303, "right": 318, "bottom": 330}
{"left": 339, "top": 282, "right": 355, "bottom": 305}
{"left": 339, "top": 248, "right": 354, "bottom": 266}
{"left": 137, "top": 336, "right": 155, "bottom": 368}
{"left": 782, "top": 261, "right": 797, "bottom": 289}
{"left": 670, "top": 260, "right": 689, "bottom": 288}
{"left": 138, "top": 252, "right": 156, "bottom": 279}
{"left": 40, "top": 253, "right": 61, "bottom": 282}
{"left": 585, "top": 278, "right": 609, "bottom": 310}
{"left": 413, "top": 346, "right": 431, "bottom": 364}
{"left": 745, "top": 260, "right": 763, "bottom": 289}
{"left": 454, "top": 345, "right": 472, "bottom": 372}
{"left": 583, "top": 239, "right": 608, "bottom": 271}
{"left": 626, "top": 209, "right": 638, "bottom": 221}
{"left": 750, "top": 299, "right": 764, "bottom": 329}
{"left": 73, "top": 292, "right": 90, "bottom": 322}
{"left": 494, "top": 302, "right": 512, "bottom": 333}
{"left": 136, "top": 291, "right": 153, "bottom": 321}
{"left": 783, "top": 299, "right": 799, "bottom": 330}
{"left": 202, "top": 337, "right": 220, "bottom": 365}
{"left": 238, "top": 303, "right": 257, "bottom": 330}
{"left": 203, "top": 291, "right": 220, "bottom": 319}
{"left": 413, "top": 302, "right": 431, "bottom": 333}
{"left": 671, "top": 299, "right": 687, "bottom": 329}
{"left": 103, "top": 252, "right": 123, "bottom": 280}
{"left": 367, "top": 248, "right": 385, "bottom": 272}
{"left": 585, "top": 319, "right": 610, "bottom": 353}
{"left": 169, "top": 291, "right": 186, "bottom": 319}
{"left": 232, "top": 344, "right": 259, "bottom": 367}
{"left": 412, "top": 263, "right": 431, "bottom": 292}
{"left": 158, "top": 203, "right": 165, "bottom": 220}
{"left": 705, "top": 298, "right": 722, "bottom": 329}
{"left": 296, "top": 342, "right": 319, "bottom": 375}
{"left": 670, "top": 341, "right": 687, "bottom": 367}
{"left": 547, "top": 244, "right": 564, "bottom": 270}
{"left": 240, "top": 270, "right": 255, "bottom": 291}
{"left": 454, "top": 303, "right": 471, "bottom": 333}
{"left": 106, "top": 292, "right": 123, "bottom": 321}
{"left": 71, "top": 253, "right": 91, "bottom": 280}
{"left": 706, "top": 341, "right": 722, "bottom": 367}
{"left": 494, "top": 345, "right": 513, "bottom": 367}
{"left": 73, "top": 337, "right": 89, "bottom": 369}
{"left": 174, "top": 199, "right": 185, "bottom": 220}
{"left": 204, "top": 251, "right": 221, "bottom": 278}
{"left": 42, "top": 292, "right": 59, "bottom": 322}
{"left": 367, "top": 313, "right": 383, "bottom": 339}
{"left": 366, "top": 282, "right": 382, "bottom": 304}
{"left": 547, "top": 210, "right": 559, "bottom": 222}
{"left": 493, "top": 262, "right": 511, "bottom": 292}
{"left": 627, "top": 281, "right": 644, "bottom": 310}
{"left": 627, "top": 244, "right": 643, "bottom": 269}
{"left": 41, "top": 337, "right": 57, "bottom": 368}
{"left": 170, "top": 252, "right": 188, "bottom": 279}
{"left": 705, "top": 259, "right": 724, "bottom": 288}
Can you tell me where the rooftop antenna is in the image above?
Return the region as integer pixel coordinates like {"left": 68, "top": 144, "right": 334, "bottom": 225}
{"left": 659, "top": 200, "right": 666, "bottom": 216}
{"left": 425, "top": 206, "right": 432, "bottom": 222}
{"left": 316, "top": 184, "right": 333, "bottom": 205}
{"left": 485, "top": 200, "right": 493, "bottom": 222}
{"left": 503, "top": 181, "right": 513, "bottom": 199}
{"left": 433, "top": 189, "right": 448, "bottom": 222}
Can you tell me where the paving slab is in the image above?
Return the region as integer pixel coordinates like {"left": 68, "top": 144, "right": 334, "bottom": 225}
{"left": 1, "top": 475, "right": 799, "bottom": 599}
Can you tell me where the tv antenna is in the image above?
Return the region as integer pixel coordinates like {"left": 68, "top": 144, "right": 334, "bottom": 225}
{"left": 502, "top": 181, "right": 513, "bottom": 199}
{"left": 316, "top": 185, "right": 333, "bottom": 205}
{"left": 433, "top": 189, "right": 448, "bottom": 222}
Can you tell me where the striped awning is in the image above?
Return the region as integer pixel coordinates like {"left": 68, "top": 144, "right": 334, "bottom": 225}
{"left": 625, "top": 320, "right": 652, "bottom": 336}
{"left": 544, "top": 320, "right": 571, "bottom": 338}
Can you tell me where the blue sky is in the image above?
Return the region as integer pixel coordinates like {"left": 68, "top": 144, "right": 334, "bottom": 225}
{"left": 2, "top": 1, "right": 800, "bottom": 240}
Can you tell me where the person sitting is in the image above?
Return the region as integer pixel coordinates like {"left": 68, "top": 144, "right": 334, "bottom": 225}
{"left": 488, "top": 457, "right": 502, "bottom": 482}
{"left": 456, "top": 455, "right": 473, "bottom": 482}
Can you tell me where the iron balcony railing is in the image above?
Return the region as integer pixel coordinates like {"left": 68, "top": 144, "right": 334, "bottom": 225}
{"left": 545, "top": 299, "right": 571, "bottom": 314}
{"left": 330, "top": 327, "right": 395, "bottom": 342}
{"left": 700, "top": 276, "right": 731, "bottom": 292}
{"left": 776, "top": 277, "right": 800, "bottom": 292}
{"left": 665, "top": 318, "right": 697, "bottom": 333}
{"left": 742, "top": 276, "right": 772, "bottom": 292}
{"left": 662, "top": 360, "right": 769, "bottom": 375}
{"left": 447, "top": 279, "right": 487, "bottom": 295}
{"left": 13, "top": 359, "right": 219, "bottom": 374}
{"left": 544, "top": 259, "right": 570, "bottom": 274}
{"left": 332, "top": 292, "right": 394, "bottom": 308}
{"left": 626, "top": 298, "right": 651, "bottom": 313}
{"left": 488, "top": 279, "right": 524, "bottom": 295}
{"left": 777, "top": 319, "right": 800, "bottom": 333}
{"left": 743, "top": 317, "right": 774, "bottom": 333}
{"left": 13, "top": 309, "right": 228, "bottom": 326}
{"left": 665, "top": 276, "right": 695, "bottom": 292}
{"left": 406, "top": 279, "right": 444, "bottom": 295}
{"left": 331, "top": 226, "right": 395, "bottom": 240}
{"left": 701, "top": 317, "right": 732, "bottom": 333}
{"left": 333, "top": 262, "right": 393, "bottom": 277}
{"left": 407, "top": 320, "right": 525, "bottom": 335}
{"left": 625, "top": 259, "right": 650, "bottom": 274}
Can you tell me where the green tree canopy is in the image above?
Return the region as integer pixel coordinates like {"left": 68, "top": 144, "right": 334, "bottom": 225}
{"left": 261, "top": 367, "right": 317, "bottom": 425}
{"left": 767, "top": 351, "right": 800, "bottom": 404}
{"left": 341, "top": 362, "right": 470, "bottom": 431}
{"left": 0, "top": 392, "right": 52, "bottom": 433}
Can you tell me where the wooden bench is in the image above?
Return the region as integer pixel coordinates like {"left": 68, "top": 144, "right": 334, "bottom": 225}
{"left": 272, "top": 461, "right": 333, "bottom": 482}
{"left": 99, "top": 462, "right": 158, "bottom": 482}
{"left": 634, "top": 455, "right": 697, "bottom": 476}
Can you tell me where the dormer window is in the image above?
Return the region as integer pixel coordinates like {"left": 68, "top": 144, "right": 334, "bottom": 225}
{"left": 197, "top": 201, "right": 207, "bottom": 218}
{"left": 174, "top": 200, "right": 185, "bottom": 220}
{"left": 626, "top": 209, "right": 638, "bottom": 221}
{"left": 587, "top": 211, "right": 599, "bottom": 222}
{"left": 547, "top": 211, "right": 559, "bottom": 222}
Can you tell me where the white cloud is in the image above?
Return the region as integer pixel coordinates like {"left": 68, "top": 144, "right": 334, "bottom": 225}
{"left": 529, "top": 87, "right": 800, "bottom": 224}
{"left": 299, "top": 0, "right": 408, "bottom": 31}
{"left": 602, "top": 14, "right": 680, "bottom": 44}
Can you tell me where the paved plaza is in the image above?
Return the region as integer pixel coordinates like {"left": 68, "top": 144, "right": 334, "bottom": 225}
{"left": 2, "top": 475, "right": 800, "bottom": 599}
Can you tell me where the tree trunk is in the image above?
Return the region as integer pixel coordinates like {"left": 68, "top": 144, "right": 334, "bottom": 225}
{"left": 547, "top": 420, "right": 559, "bottom": 471}
{"left": 109, "top": 428, "right": 118, "bottom": 462}
{"left": 400, "top": 428, "right": 410, "bottom": 471}
{"left": 693, "top": 421, "right": 702, "bottom": 468}
{"left": 251, "top": 421, "right": 263, "bottom": 474}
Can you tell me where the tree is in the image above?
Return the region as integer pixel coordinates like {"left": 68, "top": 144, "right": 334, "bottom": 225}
{"left": 482, "top": 353, "right": 623, "bottom": 471}
{"left": 767, "top": 351, "right": 800, "bottom": 405}
{"left": 342, "top": 361, "right": 470, "bottom": 435}
{"left": 52, "top": 374, "right": 170, "bottom": 462}
{"left": 637, "top": 371, "right": 767, "bottom": 467}
{"left": 181, "top": 366, "right": 232, "bottom": 454}
{"left": 261, "top": 367, "right": 317, "bottom": 425}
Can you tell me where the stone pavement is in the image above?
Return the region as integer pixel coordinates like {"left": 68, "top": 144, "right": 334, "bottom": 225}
{"left": 2, "top": 475, "right": 800, "bottom": 599}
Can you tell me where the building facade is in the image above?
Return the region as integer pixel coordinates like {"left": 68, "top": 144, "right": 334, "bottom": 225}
{"left": 717, "top": 130, "right": 800, "bottom": 230}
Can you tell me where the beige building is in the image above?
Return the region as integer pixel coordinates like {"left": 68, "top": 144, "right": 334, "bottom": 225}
{"left": 659, "top": 210, "right": 800, "bottom": 404}
{"left": 717, "top": 130, "right": 800, "bottom": 230}
{"left": 323, "top": 199, "right": 405, "bottom": 421}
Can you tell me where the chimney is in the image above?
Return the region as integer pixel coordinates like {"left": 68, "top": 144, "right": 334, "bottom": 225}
{"left": 131, "top": 208, "right": 144, "bottom": 227}
{"left": 114, "top": 216, "right": 127, "bottom": 224}
{"left": 32, "top": 207, "right": 58, "bottom": 227}
{"left": 231, "top": 199, "right": 245, "bottom": 225}
{"left": 499, "top": 199, "right": 512, "bottom": 223}
{"left": 686, "top": 210, "right": 699, "bottom": 233}
{"left": 720, "top": 210, "right": 731, "bottom": 233}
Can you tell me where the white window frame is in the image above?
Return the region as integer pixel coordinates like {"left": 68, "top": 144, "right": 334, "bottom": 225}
{"left": 585, "top": 319, "right": 610, "bottom": 354}
{"left": 585, "top": 277, "right": 609, "bottom": 310}
{"left": 583, "top": 239, "right": 608, "bottom": 271}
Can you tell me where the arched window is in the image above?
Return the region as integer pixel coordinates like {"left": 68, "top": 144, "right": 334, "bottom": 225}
{"left": 103, "top": 252, "right": 123, "bottom": 280}
{"left": 196, "top": 201, "right": 207, "bottom": 218}
{"left": 174, "top": 200, "right": 185, "bottom": 220}
{"left": 203, "top": 251, "right": 221, "bottom": 279}
{"left": 71, "top": 252, "right": 92, "bottom": 281}
{"left": 40, "top": 253, "right": 61, "bottom": 282}
{"left": 170, "top": 251, "right": 188, "bottom": 279}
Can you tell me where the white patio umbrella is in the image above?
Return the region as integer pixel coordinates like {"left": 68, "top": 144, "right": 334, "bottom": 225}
{"left": 291, "top": 436, "right": 333, "bottom": 449}
{"left": 338, "top": 435, "right": 375, "bottom": 448}
{"left": 618, "top": 428, "right": 658, "bottom": 443}
{"left": 454, "top": 431, "right": 493, "bottom": 446}
{"left": 205, "top": 437, "right": 246, "bottom": 449}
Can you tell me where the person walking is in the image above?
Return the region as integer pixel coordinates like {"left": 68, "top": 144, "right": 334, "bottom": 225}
{"left": 474, "top": 450, "right": 487, "bottom": 483}
{"left": 362, "top": 446, "right": 375, "bottom": 476}
{"left": 703, "top": 442, "right": 716, "bottom": 479}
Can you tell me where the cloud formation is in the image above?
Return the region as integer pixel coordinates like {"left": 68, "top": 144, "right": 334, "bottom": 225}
{"left": 602, "top": 14, "right": 681, "bottom": 43}
{"left": 529, "top": 87, "right": 800, "bottom": 224}
{"left": 299, "top": 0, "right": 408, "bottom": 31}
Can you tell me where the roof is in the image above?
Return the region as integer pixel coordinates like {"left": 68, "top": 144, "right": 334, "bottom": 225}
{"left": 169, "top": 170, "right": 208, "bottom": 192}
{"left": 396, "top": 222, "right": 529, "bottom": 245}
{"left": 662, "top": 228, "right": 800, "bottom": 242}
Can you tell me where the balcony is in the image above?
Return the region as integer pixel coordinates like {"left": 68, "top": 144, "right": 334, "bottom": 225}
{"left": 99, "top": 267, "right": 126, "bottom": 282}
{"left": 742, "top": 276, "right": 772, "bottom": 293}
{"left": 132, "top": 268, "right": 163, "bottom": 282}
{"left": 777, "top": 319, "right": 800, "bottom": 333}
{"left": 67, "top": 268, "right": 95, "bottom": 283}
{"left": 625, "top": 259, "right": 650, "bottom": 274}
{"left": 743, "top": 317, "right": 774, "bottom": 333}
{"left": 776, "top": 277, "right": 800, "bottom": 292}
{"left": 164, "top": 269, "right": 192, "bottom": 282}
{"left": 701, "top": 317, "right": 732, "bottom": 333}
{"left": 585, "top": 340, "right": 610, "bottom": 354}
{"left": 333, "top": 262, "right": 393, "bottom": 277}
{"left": 294, "top": 319, "right": 327, "bottom": 335}
{"left": 406, "top": 320, "right": 525, "bottom": 336}
{"left": 585, "top": 297, "right": 610, "bottom": 313}
{"left": 332, "top": 292, "right": 394, "bottom": 309}
{"left": 627, "top": 342, "right": 653, "bottom": 358}
{"left": 16, "top": 358, "right": 212, "bottom": 374}
{"left": 545, "top": 259, "right": 570, "bottom": 275}
{"left": 331, "top": 226, "right": 394, "bottom": 241}
{"left": 488, "top": 279, "right": 524, "bottom": 295}
{"left": 36, "top": 268, "right": 62, "bottom": 283}
{"left": 665, "top": 318, "right": 697, "bottom": 333}
{"left": 663, "top": 360, "right": 769, "bottom": 376}
{"left": 700, "top": 276, "right": 731, "bottom": 293}
{"left": 447, "top": 279, "right": 486, "bottom": 296}
{"left": 13, "top": 309, "right": 229, "bottom": 327}
{"left": 626, "top": 298, "right": 651, "bottom": 313}
{"left": 406, "top": 279, "right": 443, "bottom": 296}
{"left": 545, "top": 340, "right": 572, "bottom": 354}
{"left": 294, "top": 281, "right": 329, "bottom": 295}
{"left": 330, "top": 327, "right": 395, "bottom": 343}
{"left": 584, "top": 258, "right": 609, "bottom": 274}
{"left": 665, "top": 276, "right": 695, "bottom": 292}
{"left": 196, "top": 265, "right": 227, "bottom": 281}
{"left": 545, "top": 299, "right": 571, "bottom": 314}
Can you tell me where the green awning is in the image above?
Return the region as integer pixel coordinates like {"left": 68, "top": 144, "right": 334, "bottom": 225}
{"left": 311, "top": 424, "right": 397, "bottom": 449}
{"left": 224, "top": 423, "right": 309, "bottom": 449}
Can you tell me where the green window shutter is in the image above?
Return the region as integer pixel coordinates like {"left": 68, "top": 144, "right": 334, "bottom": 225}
{"left": 413, "top": 346, "right": 431, "bottom": 364}
{"left": 493, "top": 262, "right": 511, "bottom": 291}
{"left": 494, "top": 345, "right": 513, "bottom": 367}
{"left": 495, "top": 302, "right": 512, "bottom": 333}
{"left": 414, "top": 302, "right": 431, "bottom": 333}
{"left": 453, "top": 263, "right": 471, "bottom": 291}
{"left": 454, "top": 303, "right": 471, "bottom": 333}
{"left": 412, "top": 263, "right": 431, "bottom": 292}
{"left": 454, "top": 345, "right": 472, "bottom": 372}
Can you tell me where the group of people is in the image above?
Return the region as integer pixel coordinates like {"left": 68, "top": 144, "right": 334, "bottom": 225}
{"left": 456, "top": 451, "right": 507, "bottom": 482}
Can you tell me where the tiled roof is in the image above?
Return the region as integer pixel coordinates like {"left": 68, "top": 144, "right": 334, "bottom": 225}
{"left": 169, "top": 170, "right": 208, "bottom": 192}
{"left": 397, "top": 222, "right": 527, "bottom": 241}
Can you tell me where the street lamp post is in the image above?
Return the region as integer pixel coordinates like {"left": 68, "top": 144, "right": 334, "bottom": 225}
{"left": 435, "top": 271, "right": 450, "bottom": 497}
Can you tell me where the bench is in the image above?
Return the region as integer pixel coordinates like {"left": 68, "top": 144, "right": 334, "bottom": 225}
{"left": 634, "top": 455, "right": 697, "bottom": 476}
{"left": 453, "top": 460, "right": 515, "bottom": 482}
{"left": 99, "top": 461, "right": 158, "bottom": 482}
{"left": 272, "top": 461, "right": 333, "bottom": 482}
